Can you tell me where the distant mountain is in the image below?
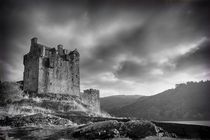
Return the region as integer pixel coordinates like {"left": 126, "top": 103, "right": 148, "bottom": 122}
{"left": 110, "top": 81, "right": 210, "bottom": 121}
{"left": 100, "top": 95, "right": 142, "bottom": 112}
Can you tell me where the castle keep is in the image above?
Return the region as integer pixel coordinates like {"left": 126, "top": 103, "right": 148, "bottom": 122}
{"left": 23, "top": 37, "right": 80, "bottom": 95}
{"left": 23, "top": 37, "right": 100, "bottom": 112}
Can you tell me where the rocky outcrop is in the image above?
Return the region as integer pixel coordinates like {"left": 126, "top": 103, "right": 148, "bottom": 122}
{"left": 0, "top": 113, "right": 74, "bottom": 127}
{"left": 22, "top": 38, "right": 101, "bottom": 113}
{"left": 0, "top": 82, "right": 100, "bottom": 116}
{"left": 72, "top": 120, "right": 163, "bottom": 139}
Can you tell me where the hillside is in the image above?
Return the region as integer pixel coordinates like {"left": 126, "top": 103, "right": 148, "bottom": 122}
{"left": 0, "top": 82, "right": 100, "bottom": 117}
{"left": 100, "top": 95, "right": 142, "bottom": 112}
{"left": 110, "top": 81, "right": 210, "bottom": 121}
{"left": 1, "top": 81, "right": 210, "bottom": 139}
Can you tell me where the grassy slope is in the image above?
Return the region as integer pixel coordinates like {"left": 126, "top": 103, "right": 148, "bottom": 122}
{"left": 111, "top": 81, "right": 210, "bottom": 121}
{"left": 100, "top": 95, "right": 142, "bottom": 112}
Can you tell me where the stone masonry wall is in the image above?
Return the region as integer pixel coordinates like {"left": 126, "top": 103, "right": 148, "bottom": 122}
{"left": 81, "top": 89, "right": 100, "bottom": 113}
{"left": 23, "top": 39, "right": 40, "bottom": 92}
{"left": 23, "top": 38, "right": 80, "bottom": 96}
{"left": 23, "top": 38, "right": 100, "bottom": 113}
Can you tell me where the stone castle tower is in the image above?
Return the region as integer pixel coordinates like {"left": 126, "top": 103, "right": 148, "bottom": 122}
{"left": 23, "top": 37, "right": 80, "bottom": 96}
{"left": 23, "top": 37, "right": 100, "bottom": 113}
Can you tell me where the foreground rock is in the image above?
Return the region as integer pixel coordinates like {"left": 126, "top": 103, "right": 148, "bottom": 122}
{"left": 0, "top": 113, "right": 74, "bottom": 127}
{"left": 0, "top": 114, "right": 178, "bottom": 139}
{"left": 72, "top": 120, "right": 165, "bottom": 139}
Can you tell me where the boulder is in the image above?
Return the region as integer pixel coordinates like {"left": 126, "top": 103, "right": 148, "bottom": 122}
{"left": 123, "top": 120, "right": 157, "bottom": 138}
{"left": 72, "top": 120, "right": 121, "bottom": 139}
{"left": 72, "top": 120, "right": 159, "bottom": 139}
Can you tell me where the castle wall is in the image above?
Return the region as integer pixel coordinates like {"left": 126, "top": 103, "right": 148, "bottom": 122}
{"left": 81, "top": 89, "right": 100, "bottom": 113}
{"left": 24, "top": 38, "right": 80, "bottom": 96}
{"left": 23, "top": 41, "right": 40, "bottom": 92}
{"left": 70, "top": 51, "right": 80, "bottom": 96}
{"left": 23, "top": 38, "right": 100, "bottom": 113}
{"left": 38, "top": 46, "right": 80, "bottom": 96}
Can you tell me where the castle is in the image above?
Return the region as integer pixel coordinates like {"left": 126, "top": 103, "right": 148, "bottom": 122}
{"left": 23, "top": 37, "right": 100, "bottom": 112}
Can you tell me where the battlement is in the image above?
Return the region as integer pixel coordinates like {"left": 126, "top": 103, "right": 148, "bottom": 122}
{"left": 27, "top": 37, "right": 79, "bottom": 63}
{"left": 84, "top": 89, "right": 100, "bottom": 96}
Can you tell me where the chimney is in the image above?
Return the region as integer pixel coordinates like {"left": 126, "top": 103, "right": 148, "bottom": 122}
{"left": 57, "top": 44, "right": 63, "bottom": 50}
{"left": 31, "top": 37, "right": 38, "bottom": 45}
{"left": 57, "top": 44, "right": 64, "bottom": 55}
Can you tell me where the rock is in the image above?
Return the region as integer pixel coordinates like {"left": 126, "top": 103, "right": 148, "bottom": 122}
{"left": 123, "top": 120, "right": 157, "bottom": 138}
{"left": 72, "top": 120, "right": 158, "bottom": 139}
{"left": 156, "top": 126, "right": 177, "bottom": 138}
{"left": 72, "top": 120, "right": 121, "bottom": 139}
{"left": 0, "top": 113, "right": 74, "bottom": 127}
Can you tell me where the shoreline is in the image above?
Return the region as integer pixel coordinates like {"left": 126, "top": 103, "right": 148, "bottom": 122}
{"left": 153, "top": 121, "right": 210, "bottom": 139}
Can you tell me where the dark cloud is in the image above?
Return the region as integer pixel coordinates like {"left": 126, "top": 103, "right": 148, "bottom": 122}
{"left": 113, "top": 38, "right": 210, "bottom": 83}
{"left": 80, "top": 1, "right": 210, "bottom": 80}
{"left": 1, "top": 0, "right": 210, "bottom": 96}
{"left": 80, "top": 26, "right": 147, "bottom": 76}
{"left": 115, "top": 61, "right": 145, "bottom": 79}
{"left": 175, "top": 39, "right": 210, "bottom": 70}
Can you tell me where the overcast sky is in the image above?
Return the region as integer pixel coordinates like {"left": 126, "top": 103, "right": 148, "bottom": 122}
{"left": 1, "top": 0, "right": 210, "bottom": 97}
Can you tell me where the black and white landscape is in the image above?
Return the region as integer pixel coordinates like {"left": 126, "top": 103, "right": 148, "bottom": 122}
{"left": 1, "top": 0, "right": 210, "bottom": 139}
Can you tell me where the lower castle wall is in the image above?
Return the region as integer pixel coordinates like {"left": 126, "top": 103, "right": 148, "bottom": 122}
{"left": 38, "top": 56, "right": 79, "bottom": 96}
{"left": 23, "top": 54, "right": 39, "bottom": 92}
{"left": 23, "top": 38, "right": 100, "bottom": 113}
{"left": 81, "top": 89, "right": 100, "bottom": 113}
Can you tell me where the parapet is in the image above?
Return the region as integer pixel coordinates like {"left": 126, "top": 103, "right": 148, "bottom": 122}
{"left": 27, "top": 37, "right": 79, "bottom": 63}
{"left": 57, "top": 44, "right": 64, "bottom": 56}
{"left": 83, "top": 89, "right": 99, "bottom": 96}
{"left": 31, "top": 37, "right": 38, "bottom": 45}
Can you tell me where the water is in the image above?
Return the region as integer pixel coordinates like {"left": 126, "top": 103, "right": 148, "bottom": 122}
{"left": 158, "top": 121, "right": 210, "bottom": 126}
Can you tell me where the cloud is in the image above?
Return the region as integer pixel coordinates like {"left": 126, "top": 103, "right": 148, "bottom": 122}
{"left": 115, "top": 60, "right": 147, "bottom": 80}
{"left": 175, "top": 39, "right": 210, "bottom": 70}
{"left": 1, "top": 0, "right": 210, "bottom": 96}
{"left": 112, "top": 37, "right": 210, "bottom": 85}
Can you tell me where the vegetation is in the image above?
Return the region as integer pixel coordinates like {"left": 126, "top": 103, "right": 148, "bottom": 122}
{"left": 0, "top": 82, "right": 23, "bottom": 106}
{"left": 110, "top": 81, "right": 210, "bottom": 121}
{"left": 100, "top": 95, "right": 142, "bottom": 112}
